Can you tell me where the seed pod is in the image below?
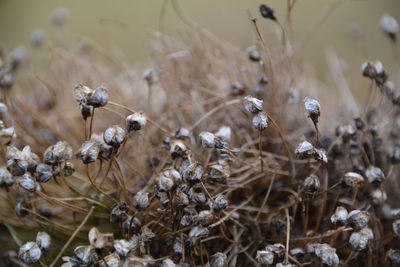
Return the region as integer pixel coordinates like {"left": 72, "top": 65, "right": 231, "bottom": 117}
{"left": 174, "top": 127, "right": 190, "bottom": 139}
{"left": 361, "top": 61, "right": 377, "bottom": 79}
{"left": 342, "top": 172, "right": 364, "bottom": 188}
{"left": 0, "top": 124, "right": 15, "bottom": 145}
{"left": 77, "top": 141, "right": 100, "bottom": 164}
{"left": 182, "top": 163, "right": 203, "bottom": 184}
{"left": 289, "top": 248, "right": 305, "bottom": 261}
{"left": 172, "top": 190, "right": 189, "bottom": 207}
{"left": 156, "top": 174, "right": 174, "bottom": 192}
{"left": 35, "top": 163, "right": 52, "bottom": 183}
{"left": 62, "top": 161, "right": 74, "bottom": 177}
{"left": 347, "top": 210, "right": 370, "bottom": 230}
{"left": 162, "top": 258, "right": 177, "bottom": 267}
{"left": 30, "top": 29, "right": 46, "bottom": 46}
{"left": 259, "top": 4, "right": 277, "bottom": 21}
{"left": 100, "top": 253, "right": 120, "bottom": 267}
{"left": 36, "top": 232, "right": 51, "bottom": 251}
{"left": 199, "top": 131, "right": 216, "bottom": 148}
{"left": 197, "top": 210, "right": 213, "bottom": 225}
{"left": 208, "top": 163, "right": 230, "bottom": 183}
{"left": 243, "top": 95, "right": 263, "bottom": 114}
{"left": 365, "top": 165, "right": 385, "bottom": 185}
{"left": 103, "top": 125, "right": 126, "bottom": 148}
{"left": 74, "top": 246, "right": 97, "bottom": 265}
{"left": 304, "top": 97, "right": 321, "bottom": 123}
{"left": 331, "top": 206, "right": 348, "bottom": 225}
{"left": 370, "top": 188, "right": 387, "bottom": 205}
{"left": 143, "top": 69, "right": 155, "bottom": 85}
{"left": 163, "top": 168, "right": 183, "bottom": 187}
{"left": 295, "top": 141, "right": 315, "bottom": 159}
{"left": 210, "top": 252, "right": 228, "bottom": 267}
{"left": 215, "top": 126, "right": 231, "bottom": 143}
{"left": 133, "top": 191, "right": 150, "bottom": 211}
{"left": 393, "top": 219, "right": 400, "bottom": 237}
{"left": 121, "top": 216, "right": 141, "bottom": 235}
{"left": 110, "top": 203, "right": 128, "bottom": 223}
{"left": 0, "top": 167, "right": 13, "bottom": 187}
{"left": 43, "top": 141, "right": 73, "bottom": 166}
{"left": 266, "top": 243, "right": 285, "bottom": 259}
{"left": 386, "top": 249, "right": 400, "bottom": 266}
{"left": 7, "top": 158, "right": 27, "bottom": 176}
{"left": 74, "top": 84, "right": 92, "bottom": 105}
{"left": 15, "top": 200, "right": 30, "bottom": 217}
{"left": 0, "top": 73, "right": 13, "bottom": 90}
{"left": 0, "top": 103, "right": 8, "bottom": 119}
{"left": 380, "top": 14, "right": 399, "bottom": 42}
{"left": 256, "top": 249, "right": 274, "bottom": 265}
{"left": 188, "top": 225, "right": 209, "bottom": 244}
{"left": 80, "top": 104, "right": 93, "bottom": 120}
{"left": 213, "top": 194, "right": 228, "bottom": 211}
{"left": 388, "top": 145, "right": 400, "bottom": 164}
{"left": 21, "top": 146, "right": 40, "bottom": 173}
{"left": 314, "top": 148, "right": 328, "bottom": 163}
{"left": 126, "top": 112, "right": 147, "bottom": 132}
{"left": 18, "top": 242, "right": 41, "bottom": 264}
{"left": 170, "top": 139, "right": 186, "bottom": 159}
{"left": 173, "top": 240, "right": 183, "bottom": 255}
{"left": 88, "top": 227, "right": 114, "bottom": 249}
{"left": 50, "top": 7, "right": 68, "bottom": 27}
{"left": 248, "top": 50, "right": 261, "bottom": 62}
{"left": 252, "top": 111, "right": 269, "bottom": 131}
{"left": 17, "top": 173, "right": 37, "bottom": 194}
{"left": 141, "top": 226, "right": 155, "bottom": 242}
{"left": 87, "top": 87, "right": 108, "bottom": 107}
{"left": 191, "top": 192, "right": 207, "bottom": 205}
{"left": 313, "top": 243, "right": 339, "bottom": 267}
{"left": 303, "top": 174, "right": 320, "bottom": 194}
{"left": 349, "top": 228, "right": 373, "bottom": 251}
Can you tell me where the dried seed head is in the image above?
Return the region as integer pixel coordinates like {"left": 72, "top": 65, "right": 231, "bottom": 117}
{"left": 162, "top": 258, "right": 177, "bottom": 267}
{"left": 0, "top": 73, "right": 13, "bottom": 90}
{"left": 370, "top": 188, "right": 387, "bottom": 205}
{"left": 0, "top": 103, "right": 8, "bottom": 119}
{"left": 35, "top": 163, "right": 52, "bottom": 183}
{"left": 243, "top": 95, "right": 263, "bottom": 114}
{"left": 18, "top": 242, "right": 41, "bottom": 264}
{"left": 173, "top": 239, "right": 183, "bottom": 255}
{"left": 174, "top": 127, "right": 191, "bottom": 140}
{"left": 295, "top": 141, "right": 315, "bottom": 159}
{"left": 77, "top": 141, "right": 100, "bottom": 164}
{"left": 215, "top": 126, "right": 231, "bottom": 143}
{"left": 313, "top": 243, "right": 340, "bottom": 267}
{"left": 61, "top": 161, "right": 74, "bottom": 177}
{"left": 133, "top": 191, "right": 150, "bottom": 211}
{"left": 314, "top": 148, "right": 328, "bottom": 163}
{"left": 331, "top": 206, "right": 348, "bottom": 225}
{"left": 289, "top": 248, "right": 305, "bottom": 260}
{"left": 126, "top": 112, "right": 147, "bottom": 132}
{"left": 199, "top": 131, "right": 216, "bottom": 148}
{"left": 208, "top": 163, "right": 230, "bottom": 183}
{"left": 182, "top": 163, "right": 204, "bottom": 184}
{"left": 304, "top": 97, "right": 321, "bottom": 123}
{"left": 172, "top": 190, "right": 189, "bottom": 207}
{"left": 121, "top": 216, "right": 142, "bottom": 235}
{"left": 74, "top": 84, "right": 93, "bottom": 105}
{"left": 393, "top": 219, "right": 400, "bottom": 237}
{"left": 15, "top": 200, "right": 30, "bottom": 217}
{"left": 88, "top": 227, "right": 114, "bottom": 249}
{"left": 0, "top": 123, "right": 16, "bottom": 145}
{"left": 100, "top": 253, "right": 120, "bottom": 267}
{"left": 189, "top": 225, "right": 209, "bottom": 244}
{"left": 30, "top": 29, "right": 46, "bottom": 46}
{"left": 248, "top": 50, "right": 261, "bottom": 62}
{"left": 266, "top": 243, "right": 285, "bottom": 259}
{"left": 252, "top": 111, "right": 268, "bottom": 131}
{"left": 361, "top": 61, "right": 386, "bottom": 81}
{"left": 110, "top": 203, "right": 128, "bottom": 223}
{"left": 197, "top": 210, "right": 214, "bottom": 225}
{"left": 349, "top": 228, "right": 373, "bottom": 251}
{"left": 36, "top": 231, "right": 51, "bottom": 251}
{"left": 380, "top": 14, "right": 399, "bottom": 41}
{"left": 386, "top": 249, "right": 400, "bottom": 265}
{"left": 87, "top": 87, "right": 108, "bottom": 107}
{"left": 143, "top": 69, "right": 155, "bottom": 85}
{"left": 104, "top": 125, "right": 126, "bottom": 148}
{"left": 0, "top": 167, "right": 13, "bottom": 187}
{"left": 6, "top": 157, "right": 27, "bottom": 176}
{"left": 256, "top": 249, "right": 274, "bottom": 265}
{"left": 342, "top": 172, "right": 364, "bottom": 188}
{"left": 210, "top": 252, "right": 228, "bottom": 267}
{"left": 156, "top": 174, "right": 174, "bottom": 192}
{"left": 141, "top": 226, "right": 155, "bottom": 242}
{"left": 163, "top": 168, "right": 183, "bottom": 187}
{"left": 43, "top": 141, "right": 73, "bottom": 166}
{"left": 114, "top": 238, "right": 139, "bottom": 257}
{"left": 170, "top": 139, "right": 186, "bottom": 159}
{"left": 191, "top": 192, "right": 208, "bottom": 205}
{"left": 303, "top": 174, "right": 320, "bottom": 194}
{"left": 17, "top": 173, "right": 38, "bottom": 194}
{"left": 365, "top": 165, "right": 385, "bottom": 185}
{"left": 74, "top": 245, "right": 97, "bottom": 265}
{"left": 213, "top": 194, "right": 228, "bottom": 211}
{"left": 259, "top": 4, "right": 277, "bottom": 21}
{"left": 347, "top": 210, "right": 370, "bottom": 230}
{"left": 21, "top": 146, "right": 40, "bottom": 172}
{"left": 50, "top": 7, "right": 68, "bottom": 27}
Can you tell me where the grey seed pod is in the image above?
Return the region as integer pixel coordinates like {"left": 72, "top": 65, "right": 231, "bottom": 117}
{"left": 210, "top": 252, "right": 228, "bottom": 267}
{"left": 388, "top": 145, "right": 400, "bottom": 164}
{"left": 295, "top": 141, "right": 315, "bottom": 159}
{"left": 342, "top": 172, "right": 364, "bottom": 188}
{"left": 162, "top": 258, "right": 177, "bottom": 267}
{"left": 7, "top": 158, "right": 27, "bottom": 176}
{"left": 156, "top": 174, "right": 174, "bottom": 192}
{"left": 197, "top": 210, "right": 214, "bottom": 225}
{"left": 18, "top": 241, "right": 41, "bottom": 264}
{"left": 256, "top": 249, "right": 274, "bottom": 265}
{"left": 143, "top": 69, "right": 155, "bottom": 85}
{"left": 78, "top": 141, "right": 100, "bottom": 164}
{"left": 199, "top": 131, "right": 216, "bottom": 148}
{"left": 0, "top": 103, "right": 8, "bottom": 119}
{"left": 386, "top": 249, "right": 400, "bottom": 266}
{"left": 259, "top": 4, "right": 277, "bottom": 21}
{"left": 252, "top": 111, "right": 269, "bottom": 131}
{"left": 314, "top": 243, "right": 339, "bottom": 267}
{"left": 141, "top": 226, "right": 155, "bottom": 242}
{"left": 88, "top": 227, "right": 114, "bottom": 249}
{"left": 110, "top": 203, "right": 128, "bottom": 223}
{"left": 393, "top": 219, "right": 400, "bottom": 237}
{"left": 381, "top": 14, "right": 399, "bottom": 41}
{"left": 173, "top": 239, "right": 183, "bottom": 255}
{"left": 100, "top": 253, "right": 120, "bottom": 267}
{"left": 30, "top": 29, "right": 46, "bottom": 46}
{"left": 172, "top": 190, "right": 189, "bottom": 207}
{"left": 43, "top": 141, "right": 73, "bottom": 166}
{"left": 80, "top": 104, "right": 93, "bottom": 121}
{"left": 0, "top": 73, "right": 13, "bottom": 90}
{"left": 103, "top": 125, "right": 126, "bottom": 148}
{"left": 121, "top": 216, "right": 141, "bottom": 235}
{"left": 21, "top": 146, "right": 40, "bottom": 173}
{"left": 133, "top": 191, "right": 150, "bottom": 211}
{"left": 91, "top": 133, "right": 114, "bottom": 159}
{"left": 289, "top": 248, "right": 305, "bottom": 260}
{"left": 208, "top": 163, "right": 230, "bottom": 183}
{"left": 191, "top": 192, "right": 207, "bottom": 204}
{"left": 303, "top": 174, "right": 320, "bottom": 194}
{"left": 50, "top": 7, "right": 68, "bottom": 27}
{"left": 314, "top": 148, "right": 328, "bottom": 163}
{"left": 74, "top": 84, "right": 92, "bottom": 105}
{"left": 126, "top": 112, "right": 147, "bottom": 132}
{"left": 304, "top": 97, "right": 321, "bottom": 123}
{"left": 163, "top": 168, "right": 182, "bottom": 187}
{"left": 170, "top": 139, "right": 186, "bottom": 159}
{"left": 0, "top": 125, "right": 16, "bottom": 145}
{"left": 347, "top": 210, "right": 370, "bottom": 230}
{"left": 114, "top": 238, "right": 139, "bottom": 257}
{"left": 349, "top": 228, "right": 373, "bottom": 251}
{"left": 243, "top": 95, "right": 263, "bottom": 114}
{"left": 370, "top": 188, "right": 387, "bottom": 205}
{"left": 74, "top": 246, "right": 97, "bottom": 265}
{"left": 36, "top": 231, "right": 51, "bottom": 251}
{"left": 215, "top": 126, "right": 231, "bottom": 143}
{"left": 0, "top": 167, "right": 13, "bottom": 187}
{"left": 175, "top": 127, "right": 191, "bottom": 139}
{"left": 182, "top": 163, "right": 203, "bottom": 184}
{"left": 15, "top": 200, "right": 30, "bottom": 217}
{"left": 365, "top": 165, "right": 385, "bottom": 184}
{"left": 87, "top": 87, "right": 108, "bottom": 107}
{"left": 266, "top": 243, "right": 285, "bottom": 259}
{"left": 361, "top": 61, "right": 377, "bottom": 79}
{"left": 156, "top": 191, "right": 170, "bottom": 205}
{"left": 62, "top": 161, "right": 74, "bottom": 177}
{"left": 213, "top": 194, "right": 228, "bottom": 211}
{"left": 189, "top": 225, "right": 209, "bottom": 243}
{"left": 17, "top": 173, "right": 37, "bottom": 194}
{"left": 248, "top": 50, "right": 261, "bottom": 62}
{"left": 35, "top": 164, "right": 52, "bottom": 183}
{"left": 331, "top": 206, "right": 348, "bottom": 225}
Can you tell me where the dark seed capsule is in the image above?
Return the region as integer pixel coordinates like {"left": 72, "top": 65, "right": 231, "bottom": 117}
{"left": 259, "top": 4, "right": 277, "bottom": 21}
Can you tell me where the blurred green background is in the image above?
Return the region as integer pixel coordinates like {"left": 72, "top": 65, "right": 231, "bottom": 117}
{"left": 0, "top": 0, "right": 399, "bottom": 89}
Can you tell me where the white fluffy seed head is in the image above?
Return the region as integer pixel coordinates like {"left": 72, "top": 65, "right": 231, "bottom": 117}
{"left": 36, "top": 231, "right": 51, "bottom": 250}
{"left": 19, "top": 241, "right": 42, "bottom": 264}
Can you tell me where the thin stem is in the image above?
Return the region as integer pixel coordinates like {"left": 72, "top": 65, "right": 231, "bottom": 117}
{"left": 258, "top": 131, "right": 264, "bottom": 172}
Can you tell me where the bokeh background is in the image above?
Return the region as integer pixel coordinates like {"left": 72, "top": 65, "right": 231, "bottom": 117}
{"left": 0, "top": 0, "right": 400, "bottom": 98}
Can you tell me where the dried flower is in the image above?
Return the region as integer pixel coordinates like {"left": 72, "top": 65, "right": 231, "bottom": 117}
{"left": 210, "top": 252, "right": 228, "bottom": 267}
{"left": 331, "top": 206, "right": 348, "bottom": 225}
{"left": 162, "top": 258, "right": 177, "bottom": 267}
{"left": 36, "top": 232, "right": 51, "bottom": 251}
{"left": 103, "top": 125, "right": 126, "bottom": 148}
{"left": 87, "top": 87, "right": 108, "bottom": 107}
{"left": 77, "top": 141, "right": 100, "bottom": 164}
{"left": 17, "top": 173, "right": 38, "bottom": 194}
{"left": 213, "top": 194, "right": 228, "bottom": 211}
{"left": 365, "top": 165, "right": 385, "bottom": 185}
{"left": 248, "top": 50, "right": 261, "bottom": 62}
{"left": 197, "top": 210, "right": 214, "bottom": 225}
{"left": 347, "top": 210, "right": 370, "bottom": 230}
{"left": 380, "top": 14, "right": 399, "bottom": 42}
{"left": 244, "top": 95, "right": 263, "bottom": 114}
{"left": 182, "top": 163, "right": 204, "bottom": 184}
{"left": 393, "top": 219, "right": 400, "bottom": 237}
{"left": 143, "top": 69, "right": 155, "bottom": 85}
{"left": 110, "top": 203, "right": 128, "bottom": 223}
{"left": 43, "top": 141, "right": 73, "bottom": 166}
{"left": 172, "top": 190, "right": 189, "bottom": 207}
{"left": 35, "top": 163, "right": 53, "bottom": 183}
{"left": 386, "top": 249, "right": 400, "bottom": 266}
{"left": 133, "top": 191, "right": 150, "bottom": 211}
{"left": 259, "top": 4, "right": 277, "bottom": 21}
{"left": 15, "top": 200, "right": 30, "bottom": 217}
{"left": 88, "top": 227, "right": 114, "bottom": 249}
{"left": 303, "top": 174, "right": 320, "bottom": 194}
{"left": 349, "top": 227, "right": 373, "bottom": 251}
{"left": 215, "top": 126, "right": 231, "bottom": 143}
{"left": 0, "top": 167, "right": 13, "bottom": 187}
{"left": 126, "top": 112, "right": 147, "bottom": 132}
{"left": 170, "top": 139, "right": 186, "bottom": 159}
{"left": 295, "top": 141, "right": 315, "bottom": 159}
{"left": 342, "top": 172, "right": 364, "bottom": 188}
{"left": 313, "top": 243, "right": 339, "bottom": 267}
{"left": 80, "top": 104, "right": 93, "bottom": 121}
{"left": 370, "top": 188, "right": 387, "bottom": 205}
{"left": 74, "top": 246, "right": 97, "bottom": 265}
{"left": 156, "top": 174, "right": 174, "bottom": 192}
{"left": 121, "top": 216, "right": 141, "bottom": 235}
{"left": 208, "top": 163, "right": 230, "bottom": 183}
{"left": 18, "top": 242, "right": 41, "bottom": 264}
{"left": 304, "top": 97, "right": 321, "bottom": 123}
{"left": 252, "top": 111, "right": 269, "bottom": 131}
{"left": 100, "top": 253, "right": 120, "bottom": 267}
{"left": 199, "top": 131, "right": 216, "bottom": 148}
{"left": 256, "top": 249, "right": 274, "bottom": 265}
{"left": 0, "top": 121, "right": 16, "bottom": 145}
